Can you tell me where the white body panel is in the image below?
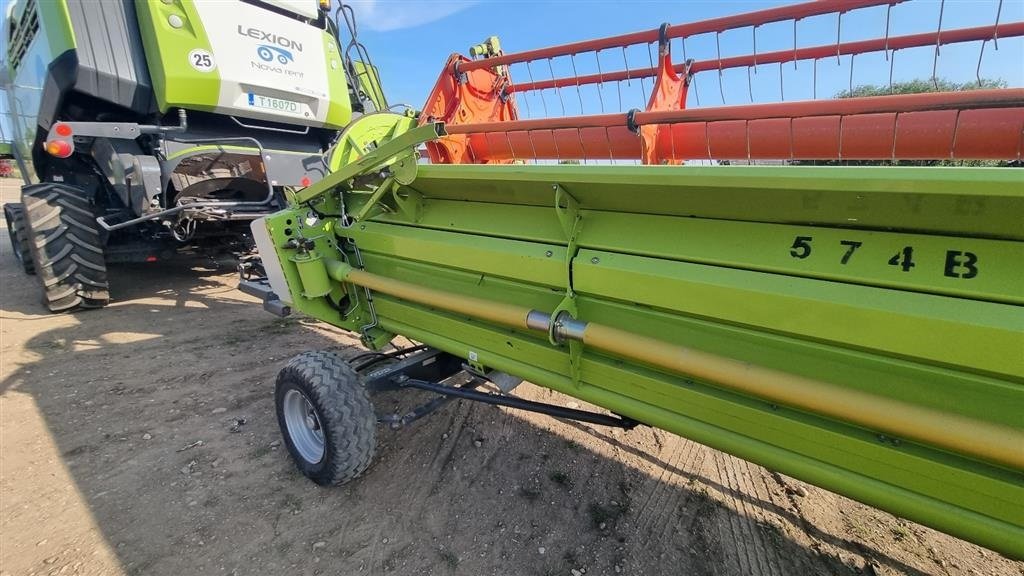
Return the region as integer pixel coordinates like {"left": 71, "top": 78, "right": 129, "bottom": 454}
{"left": 193, "top": 1, "right": 331, "bottom": 127}
{"left": 262, "top": 0, "right": 320, "bottom": 20}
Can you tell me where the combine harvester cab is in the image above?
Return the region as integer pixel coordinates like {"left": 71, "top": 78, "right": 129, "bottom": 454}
{"left": 2, "top": 0, "right": 383, "bottom": 312}
{"left": 245, "top": 0, "right": 1024, "bottom": 559}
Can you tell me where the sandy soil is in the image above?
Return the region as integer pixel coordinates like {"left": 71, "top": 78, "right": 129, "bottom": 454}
{"left": 1, "top": 178, "right": 1021, "bottom": 576}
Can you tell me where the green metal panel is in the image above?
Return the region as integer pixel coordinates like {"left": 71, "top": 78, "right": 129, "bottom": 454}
{"left": 264, "top": 162, "right": 1024, "bottom": 557}
{"left": 36, "top": 0, "right": 76, "bottom": 56}
{"left": 572, "top": 249, "right": 1023, "bottom": 378}
{"left": 579, "top": 212, "right": 1024, "bottom": 304}
{"left": 406, "top": 164, "right": 1024, "bottom": 240}
{"left": 135, "top": 0, "right": 220, "bottom": 112}
{"left": 323, "top": 32, "right": 353, "bottom": 128}
{"left": 352, "top": 222, "right": 567, "bottom": 288}
{"left": 374, "top": 200, "right": 1022, "bottom": 303}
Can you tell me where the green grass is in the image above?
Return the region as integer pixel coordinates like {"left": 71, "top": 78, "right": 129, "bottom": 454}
{"left": 890, "top": 523, "right": 912, "bottom": 542}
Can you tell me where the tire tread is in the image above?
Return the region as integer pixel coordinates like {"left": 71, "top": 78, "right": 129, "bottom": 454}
{"left": 21, "top": 183, "right": 109, "bottom": 312}
{"left": 275, "top": 351, "right": 377, "bottom": 486}
{"left": 3, "top": 203, "right": 35, "bottom": 275}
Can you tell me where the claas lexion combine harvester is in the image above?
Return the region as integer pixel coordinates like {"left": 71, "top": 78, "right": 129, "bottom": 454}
{"left": 244, "top": 0, "right": 1024, "bottom": 558}
{"left": 3, "top": 0, "right": 388, "bottom": 312}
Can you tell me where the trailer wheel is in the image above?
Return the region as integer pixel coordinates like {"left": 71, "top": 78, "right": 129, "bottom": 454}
{"left": 21, "top": 183, "right": 109, "bottom": 312}
{"left": 3, "top": 203, "right": 35, "bottom": 275}
{"left": 275, "top": 351, "right": 377, "bottom": 486}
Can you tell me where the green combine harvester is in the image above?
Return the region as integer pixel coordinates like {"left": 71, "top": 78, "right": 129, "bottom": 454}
{"left": 238, "top": 0, "right": 1024, "bottom": 560}
{"left": 2, "top": 0, "right": 383, "bottom": 311}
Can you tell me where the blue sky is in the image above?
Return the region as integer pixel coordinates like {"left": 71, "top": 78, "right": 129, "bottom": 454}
{"left": 3, "top": 0, "right": 1022, "bottom": 137}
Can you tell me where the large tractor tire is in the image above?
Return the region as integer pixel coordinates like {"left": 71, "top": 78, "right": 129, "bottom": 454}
{"left": 276, "top": 351, "right": 377, "bottom": 486}
{"left": 21, "top": 183, "right": 110, "bottom": 312}
{"left": 3, "top": 203, "right": 35, "bottom": 275}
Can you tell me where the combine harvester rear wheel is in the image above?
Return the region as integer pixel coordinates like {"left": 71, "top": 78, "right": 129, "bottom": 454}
{"left": 245, "top": 0, "right": 1024, "bottom": 559}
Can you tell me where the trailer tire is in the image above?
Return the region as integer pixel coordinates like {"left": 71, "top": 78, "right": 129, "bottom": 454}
{"left": 3, "top": 203, "right": 35, "bottom": 275}
{"left": 21, "top": 183, "right": 109, "bottom": 312}
{"left": 276, "top": 351, "right": 377, "bottom": 486}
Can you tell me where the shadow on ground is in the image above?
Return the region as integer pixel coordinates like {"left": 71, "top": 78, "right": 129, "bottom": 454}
{"left": 1, "top": 219, "right": 1006, "bottom": 576}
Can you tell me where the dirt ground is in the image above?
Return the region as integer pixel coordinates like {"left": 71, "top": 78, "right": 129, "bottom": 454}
{"left": 1, "top": 177, "right": 1020, "bottom": 576}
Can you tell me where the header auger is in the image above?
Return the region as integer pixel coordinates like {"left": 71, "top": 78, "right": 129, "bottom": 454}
{"left": 243, "top": 0, "right": 1024, "bottom": 560}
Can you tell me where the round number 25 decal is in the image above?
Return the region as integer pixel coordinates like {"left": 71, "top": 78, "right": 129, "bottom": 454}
{"left": 188, "top": 49, "right": 216, "bottom": 72}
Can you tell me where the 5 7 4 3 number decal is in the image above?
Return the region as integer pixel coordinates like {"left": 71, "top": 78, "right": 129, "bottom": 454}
{"left": 788, "top": 236, "right": 979, "bottom": 279}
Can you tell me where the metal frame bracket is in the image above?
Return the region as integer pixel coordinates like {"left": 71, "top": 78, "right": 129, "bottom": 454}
{"left": 352, "top": 176, "right": 397, "bottom": 221}
{"left": 551, "top": 183, "right": 584, "bottom": 385}
{"left": 363, "top": 347, "right": 636, "bottom": 430}
{"left": 295, "top": 122, "right": 446, "bottom": 205}
{"left": 392, "top": 184, "right": 424, "bottom": 222}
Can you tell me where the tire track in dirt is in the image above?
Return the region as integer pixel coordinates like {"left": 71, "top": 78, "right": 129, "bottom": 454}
{"left": 704, "top": 451, "right": 741, "bottom": 576}
{"left": 712, "top": 450, "right": 781, "bottom": 576}
{"left": 745, "top": 460, "right": 806, "bottom": 574}
{"left": 649, "top": 439, "right": 703, "bottom": 542}
{"left": 709, "top": 451, "right": 753, "bottom": 575}
{"left": 630, "top": 430, "right": 721, "bottom": 574}
{"left": 631, "top": 429, "right": 683, "bottom": 531}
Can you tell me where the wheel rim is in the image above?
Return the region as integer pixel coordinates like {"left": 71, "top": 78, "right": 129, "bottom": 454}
{"left": 282, "top": 389, "right": 325, "bottom": 464}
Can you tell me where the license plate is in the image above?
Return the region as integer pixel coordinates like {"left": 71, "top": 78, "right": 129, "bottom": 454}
{"left": 247, "top": 93, "right": 300, "bottom": 114}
